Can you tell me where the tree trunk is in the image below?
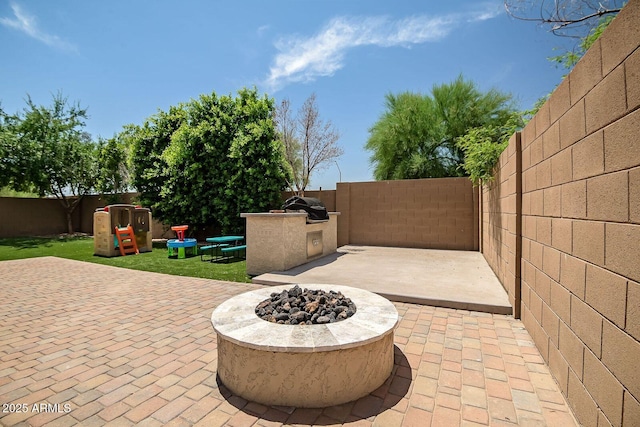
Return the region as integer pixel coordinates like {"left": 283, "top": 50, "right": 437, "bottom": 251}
{"left": 57, "top": 195, "right": 82, "bottom": 235}
{"left": 66, "top": 210, "right": 74, "bottom": 235}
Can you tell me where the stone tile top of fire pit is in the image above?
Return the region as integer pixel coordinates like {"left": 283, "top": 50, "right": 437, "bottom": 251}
{"left": 211, "top": 284, "right": 399, "bottom": 353}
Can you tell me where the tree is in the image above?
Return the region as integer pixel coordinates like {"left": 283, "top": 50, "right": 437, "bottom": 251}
{"left": 504, "top": 0, "right": 625, "bottom": 38}
{"left": 0, "top": 93, "right": 97, "bottom": 234}
{"left": 365, "top": 76, "right": 519, "bottom": 181}
{"left": 275, "top": 93, "right": 342, "bottom": 194}
{"left": 457, "top": 113, "right": 522, "bottom": 185}
{"left": 124, "top": 106, "right": 185, "bottom": 224}
{"left": 126, "top": 88, "right": 287, "bottom": 233}
{"left": 273, "top": 98, "right": 300, "bottom": 191}
{"left": 96, "top": 134, "right": 130, "bottom": 203}
{"left": 0, "top": 106, "right": 17, "bottom": 189}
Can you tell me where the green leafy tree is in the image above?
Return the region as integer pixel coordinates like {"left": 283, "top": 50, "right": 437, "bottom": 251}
{"left": 457, "top": 113, "right": 523, "bottom": 185}
{"left": 365, "top": 76, "right": 519, "bottom": 180}
{"left": 124, "top": 106, "right": 185, "bottom": 222}
{"left": 0, "top": 93, "right": 97, "bottom": 233}
{"left": 96, "top": 135, "right": 130, "bottom": 203}
{"left": 126, "top": 88, "right": 287, "bottom": 233}
{"left": 0, "top": 106, "right": 17, "bottom": 189}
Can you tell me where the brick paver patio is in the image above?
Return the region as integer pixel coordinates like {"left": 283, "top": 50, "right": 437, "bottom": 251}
{"left": 0, "top": 257, "right": 578, "bottom": 426}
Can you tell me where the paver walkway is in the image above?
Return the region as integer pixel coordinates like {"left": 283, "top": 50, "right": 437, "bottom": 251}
{"left": 0, "top": 257, "right": 578, "bottom": 426}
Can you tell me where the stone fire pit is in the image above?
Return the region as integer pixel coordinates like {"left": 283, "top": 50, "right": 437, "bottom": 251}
{"left": 211, "top": 284, "right": 398, "bottom": 408}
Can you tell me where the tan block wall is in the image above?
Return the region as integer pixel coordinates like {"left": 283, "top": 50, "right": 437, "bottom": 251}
{"left": 482, "top": 133, "right": 522, "bottom": 318}
{"left": 2, "top": 181, "right": 475, "bottom": 249}
{"left": 0, "top": 194, "right": 171, "bottom": 239}
{"left": 483, "top": 2, "right": 640, "bottom": 425}
{"left": 336, "top": 178, "right": 479, "bottom": 250}
{"left": 0, "top": 197, "right": 81, "bottom": 237}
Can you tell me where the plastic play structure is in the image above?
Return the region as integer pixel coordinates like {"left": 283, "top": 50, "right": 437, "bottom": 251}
{"left": 167, "top": 225, "right": 198, "bottom": 259}
{"left": 93, "top": 204, "right": 153, "bottom": 257}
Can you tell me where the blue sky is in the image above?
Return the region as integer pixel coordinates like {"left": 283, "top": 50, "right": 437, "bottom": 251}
{"left": 1, "top": 0, "right": 573, "bottom": 190}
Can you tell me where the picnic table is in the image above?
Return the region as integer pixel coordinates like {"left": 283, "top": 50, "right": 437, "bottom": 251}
{"left": 200, "top": 235, "right": 245, "bottom": 262}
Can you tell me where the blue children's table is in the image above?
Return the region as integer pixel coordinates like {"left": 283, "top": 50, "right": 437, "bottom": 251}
{"left": 167, "top": 238, "right": 198, "bottom": 259}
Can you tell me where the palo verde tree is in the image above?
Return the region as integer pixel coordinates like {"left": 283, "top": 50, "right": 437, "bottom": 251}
{"left": 366, "top": 76, "right": 520, "bottom": 181}
{"left": 125, "top": 88, "right": 287, "bottom": 233}
{"left": 0, "top": 93, "right": 97, "bottom": 234}
{"left": 275, "top": 93, "right": 342, "bottom": 194}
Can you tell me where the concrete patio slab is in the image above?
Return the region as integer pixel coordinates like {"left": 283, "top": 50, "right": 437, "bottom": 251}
{"left": 253, "top": 245, "right": 512, "bottom": 315}
{"left": 0, "top": 257, "right": 577, "bottom": 426}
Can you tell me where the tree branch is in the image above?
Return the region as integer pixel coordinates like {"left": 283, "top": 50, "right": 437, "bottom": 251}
{"left": 504, "top": 0, "right": 623, "bottom": 37}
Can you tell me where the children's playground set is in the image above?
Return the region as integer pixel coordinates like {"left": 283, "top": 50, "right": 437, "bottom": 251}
{"left": 93, "top": 204, "right": 153, "bottom": 257}
{"left": 93, "top": 204, "right": 198, "bottom": 259}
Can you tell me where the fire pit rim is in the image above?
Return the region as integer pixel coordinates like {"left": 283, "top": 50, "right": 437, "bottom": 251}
{"left": 211, "top": 284, "right": 398, "bottom": 353}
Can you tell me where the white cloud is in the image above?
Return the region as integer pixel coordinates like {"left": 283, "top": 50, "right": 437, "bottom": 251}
{"left": 0, "top": 3, "right": 77, "bottom": 52}
{"left": 467, "top": 5, "right": 503, "bottom": 22}
{"left": 265, "top": 7, "right": 501, "bottom": 91}
{"left": 257, "top": 25, "right": 270, "bottom": 37}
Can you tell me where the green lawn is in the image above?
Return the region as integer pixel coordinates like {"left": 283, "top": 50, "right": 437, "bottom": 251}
{"left": 0, "top": 236, "right": 251, "bottom": 283}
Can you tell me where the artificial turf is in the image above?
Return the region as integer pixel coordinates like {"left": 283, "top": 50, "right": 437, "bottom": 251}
{"left": 0, "top": 236, "right": 251, "bottom": 283}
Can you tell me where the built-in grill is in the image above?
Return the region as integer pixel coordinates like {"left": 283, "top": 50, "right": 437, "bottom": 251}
{"left": 281, "top": 196, "right": 329, "bottom": 222}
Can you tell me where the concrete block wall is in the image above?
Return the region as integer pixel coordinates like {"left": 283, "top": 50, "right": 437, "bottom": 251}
{"left": 0, "top": 194, "right": 170, "bottom": 239}
{"left": 0, "top": 197, "right": 81, "bottom": 237}
{"left": 2, "top": 181, "right": 476, "bottom": 248}
{"left": 482, "top": 133, "right": 522, "bottom": 318}
{"left": 483, "top": 1, "right": 640, "bottom": 425}
{"left": 337, "top": 177, "right": 479, "bottom": 250}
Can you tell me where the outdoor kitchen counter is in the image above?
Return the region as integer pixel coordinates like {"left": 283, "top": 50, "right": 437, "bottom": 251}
{"left": 241, "top": 212, "right": 340, "bottom": 276}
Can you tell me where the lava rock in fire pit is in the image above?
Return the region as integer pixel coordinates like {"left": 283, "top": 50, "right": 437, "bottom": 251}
{"left": 255, "top": 285, "right": 357, "bottom": 325}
